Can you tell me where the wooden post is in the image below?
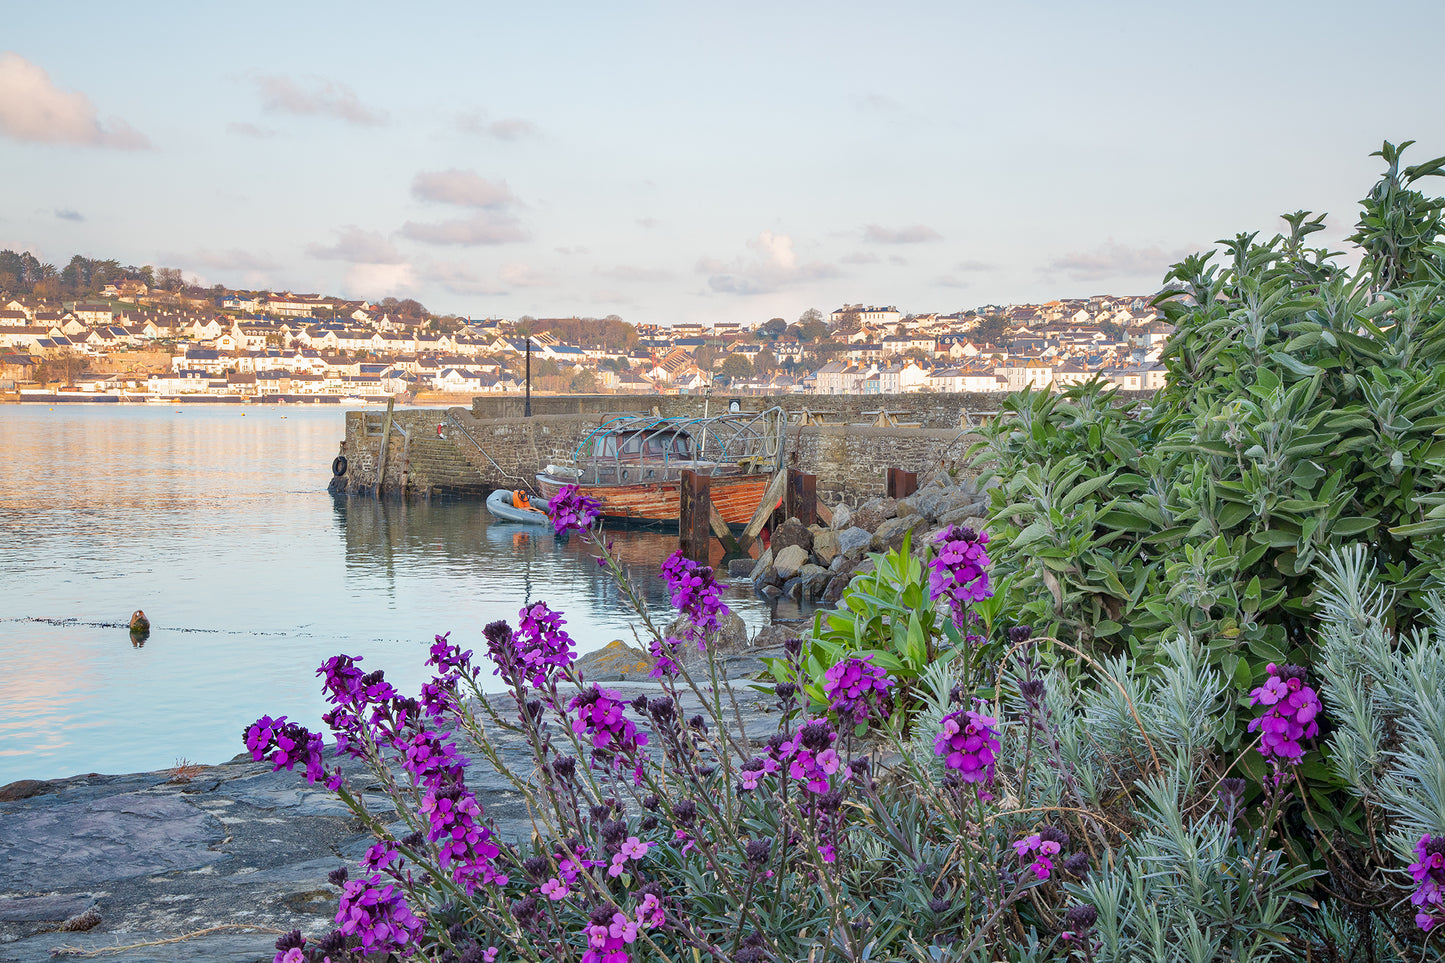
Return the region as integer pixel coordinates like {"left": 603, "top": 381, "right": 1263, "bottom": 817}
{"left": 679, "top": 470, "right": 712, "bottom": 563}
{"left": 787, "top": 469, "right": 817, "bottom": 527}
{"left": 737, "top": 470, "right": 789, "bottom": 554}
{"left": 886, "top": 467, "right": 917, "bottom": 499}
{"left": 373, "top": 397, "right": 395, "bottom": 497}
{"left": 707, "top": 502, "right": 742, "bottom": 557}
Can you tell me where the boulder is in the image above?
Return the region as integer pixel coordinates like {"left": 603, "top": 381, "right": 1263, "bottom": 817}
{"left": 812, "top": 529, "right": 841, "bottom": 566}
{"left": 894, "top": 499, "right": 918, "bottom": 519}
{"left": 830, "top": 501, "right": 852, "bottom": 531}
{"left": 761, "top": 584, "right": 783, "bottom": 601}
{"left": 752, "top": 623, "right": 802, "bottom": 650}
{"left": 939, "top": 497, "right": 989, "bottom": 529}
{"left": 748, "top": 547, "right": 773, "bottom": 582}
{"left": 667, "top": 610, "right": 749, "bottom": 655}
{"left": 872, "top": 513, "right": 927, "bottom": 552}
{"left": 574, "top": 640, "right": 654, "bottom": 682}
{"left": 799, "top": 563, "right": 832, "bottom": 597}
{"left": 773, "top": 544, "right": 811, "bottom": 580}
{"left": 782, "top": 577, "right": 804, "bottom": 601}
{"left": 823, "top": 572, "right": 854, "bottom": 604}
{"left": 727, "top": 558, "right": 755, "bottom": 578}
{"left": 837, "top": 526, "right": 874, "bottom": 561}
{"left": 852, "top": 497, "right": 898, "bottom": 533}
{"left": 771, "top": 517, "right": 814, "bottom": 556}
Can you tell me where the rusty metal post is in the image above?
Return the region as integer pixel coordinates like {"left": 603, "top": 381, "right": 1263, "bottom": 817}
{"left": 886, "top": 467, "right": 917, "bottom": 499}
{"left": 679, "top": 470, "right": 712, "bottom": 563}
{"left": 787, "top": 469, "right": 817, "bottom": 527}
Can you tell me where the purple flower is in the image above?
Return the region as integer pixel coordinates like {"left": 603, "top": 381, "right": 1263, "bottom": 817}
{"left": 1246, "top": 663, "right": 1321, "bottom": 764}
{"left": 1013, "top": 831, "right": 1063, "bottom": 880}
{"left": 505, "top": 602, "right": 577, "bottom": 688}
{"left": 823, "top": 655, "right": 895, "bottom": 727}
{"left": 780, "top": 720, "right": 841, "bottom": 794}
{"left": 421, "top": 779, "right": 508, "bottom": 892}
{"left": 570, "top": 685, "right": 650, "bottom": 784}
{"left": 244, "top": 715, "right": 328, "bottom": 784}
{"left": 549, "top": 484, "right": 601, "bottom": 535}
{"left": 934, "top": 707, "right": 1001, "bottom": 792}
{"left": 1410, "top": 834, "right": 1445, "bottom": 931}
{"left": 927, "top": 526, "right": 992, "bottom": 627}
{"left": 335, "top": 873, "right": 424, "bottom": 957}
{"left": 660, "top": 550, "right": 729, "bottom": 637}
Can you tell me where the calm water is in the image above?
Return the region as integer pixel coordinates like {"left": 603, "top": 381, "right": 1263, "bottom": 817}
{"left": 0, "top": 405, "right": 777, "bottom": 784}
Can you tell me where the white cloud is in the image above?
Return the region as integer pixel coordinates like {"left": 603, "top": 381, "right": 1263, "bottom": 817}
{"left": 597, "top": 264, "right": 674, "bottom": 282}
{"left": 498, "top": 262, "right": 549, "bottom": 287}
{"left": 226, "top": 121, "right": 275, "bottom": 139}
{"left": 839, "top": 251, "right": 879, "bottom": 265}
{"left": 411, "top": 170, "right": 518, "bottom": 209}
{"left": 346, "top": 263, "right": 415, "bottom": 298}
{"left": 1045, "top": 239, "right": 1192, "bottom": 283}
{"left": 306, "top": 226, "right": 404, "bottom": 264}
{"left": 417, "top": 261, "right": 506, "bottom": 296}
{"left": 699, "top": 231, "right": 839, "bottom": 295}
{"left": 456, "top": 111, "right": 540, "bottom": 141}
{"left": 255, "top": 75, "right": 385, "bottom": 126}
{"left": 863, "top": 223, "right": 942, "bottom": 244}
{"left": 0, "top": 52, "right": 150, "bottom": 149}
{"left": 399, "top": 212, "right": 530, "bottom": 246}
{"left": 190, "top": 248, "right": 279, "bottom": 271}
{"left": 54, "top": 208, "right": 83, "bottom": 222}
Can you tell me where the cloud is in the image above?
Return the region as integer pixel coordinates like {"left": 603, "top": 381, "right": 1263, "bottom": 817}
{"left": 863, "top": 223, "right": 942, "bottom": 244}
{"left": 54, "top": 208, "right": 83, "bottom": 222}
{"left": 0, "top": 52, "right": 151, "bottom": 149}
{"left": 417, "top": 261, "right": 507, "bottom": 297}
{"left": 255, "top": 74, "right": 385, "bottom": 125}
{"left": 699, "top": 231, "right": 839, "bottom": 296}
{"left": 346, "top": 263, "right": 415, "bottom": 298}
{"left": 935, "top": 275, "right": 970, "bottom": 289}
{"left": 953, "top": 259, "right": 996, "bottom": 272}
{"left": 636, "top": 217, "right": 660, "bottom": 229}
{"left": 1045, "top": 239, "right": 1192, "bottom": 282}
{"left": 411, "top": 170, "right": 518, "bottom": 209}
{"left": 226, "top": 121, "right": 275, "bottom": 138}
{"left": 597, "top": 264, "right": 674, "bottom": 283}
{"left": 399, "top": 212, "right": 530, "bottom": 246}
{"left": 456, "top": 111, "right": 540, "bottom": 141}
{"left": 556, "top": 245, "right": 590, "bottom": 256}
{"left": 498, "top": 262, "right": 549, "bottom": 287}
{"left": 855, "top": 92, "right": 904, "bottom": 114}
{"left": 189, "top": 248, "right": 279, "bottom": 271}
{"left": 839, "top": 251, "right": 879, "bottom": 265}
{"left": 306, "top": 226, "right": 404, "bottom": 264}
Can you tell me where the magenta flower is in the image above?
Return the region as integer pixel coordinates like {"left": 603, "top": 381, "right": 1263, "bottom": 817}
{"left": 421, "top": 780, "right": 508, "bottom": 892}
{"left": 510, "top": 602, "right": 577, "bottom": 687}
{"left": 549, "top": 484, "right": 601, "bottom": 535}
{"left": 1246, "top": 663, "right": 1321, "bottom": 764}
{"left": 569, "top": 685, "right": 650, "bottom": 784}
{"left": 927, "top": 525, "right": 992, "bottom": 627}
{"left": 934, "top": 708, "right": 1001, "bottom": 791}
{"left": 823, "top": 655, "right": 895, "bottom": 727}
{"left": 780, "top": 720, "right": 841, "bottom": 794}
{"left": 335, "top": 874, "right": 424, "bottom": 956}
{"left": 660, "top": 550, "right": 729, "bottom": 637}
{"left": 1013, "top": 832, "right": 1063, "bottom": 880}
{"left": 1410, "top": 834, "right": 1445, "bottom": 931}
{"left": 540, "top": 877, "right": 569, "bottom": 900}
{"left": 244, "top": 715, "right": 328, "bottom": 785}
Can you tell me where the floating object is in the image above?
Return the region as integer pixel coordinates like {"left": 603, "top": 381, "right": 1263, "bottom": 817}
{"left": 486, "top": 488, "right": 550, "bottom": 525}
{"left": 534, "top": 407, "right": 785, "bottom": 525}
{"left": 129, "top": 610, "right": 150, "bottom": 632}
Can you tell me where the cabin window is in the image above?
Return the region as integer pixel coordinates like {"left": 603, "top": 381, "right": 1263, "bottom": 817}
{"left": 595, "top": 436, "right": 618, "bottom": 458}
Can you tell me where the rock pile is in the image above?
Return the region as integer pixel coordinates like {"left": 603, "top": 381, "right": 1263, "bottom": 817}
{"left": 732, "top": 469, "right": 990, "bottom": 606}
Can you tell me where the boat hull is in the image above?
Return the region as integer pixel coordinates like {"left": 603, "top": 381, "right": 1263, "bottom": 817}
{"left": 535, "top": 473, "right": 772, "bottom": 526}
{"left": 486, "top": 488, "right": 551, "bottom": 525}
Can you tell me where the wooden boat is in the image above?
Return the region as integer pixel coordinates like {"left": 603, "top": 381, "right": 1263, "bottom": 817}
{"left": 535, "top": 407, "right": 785, "bottom": 526}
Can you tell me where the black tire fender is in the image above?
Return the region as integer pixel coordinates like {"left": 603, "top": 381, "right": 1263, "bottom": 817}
{"left": 332, "top": 455, "right": 348, "bottom": 476}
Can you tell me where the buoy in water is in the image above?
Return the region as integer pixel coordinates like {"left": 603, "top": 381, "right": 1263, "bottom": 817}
{"left": 130, "top": 610, "right": 150, "bottom": 632}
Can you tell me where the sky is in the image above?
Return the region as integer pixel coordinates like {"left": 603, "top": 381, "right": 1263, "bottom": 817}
{"left": 3, "top": 1, "right": 1444, "bottom": 325}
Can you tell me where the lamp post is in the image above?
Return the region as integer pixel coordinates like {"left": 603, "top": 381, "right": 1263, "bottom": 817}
{"left": 524, "top": 336, "right": 532, "bottom": 417}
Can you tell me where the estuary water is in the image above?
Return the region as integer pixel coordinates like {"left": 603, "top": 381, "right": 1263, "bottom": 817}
{"left": 0, "top": 405, "right": 775, "bottom": 784}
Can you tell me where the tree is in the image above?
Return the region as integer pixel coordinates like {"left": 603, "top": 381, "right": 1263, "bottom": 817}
{"left": 156, "top": 267, "right": 184, "bottom": 291}
{"left": 972, "top": 314, "right": 1006, "bottom": 345}
{"left": 693, "top": 344, "right": 719, "bottom": 371}
{"left": 759, "top": 317, "right": 787, "bottom": 340}
{"left": 753, "top": 347, "right": 778, "bottom": 376}
{"left": 832, "top": 310, "right": 861, "bottom": 337}
{"left": 570, "top": 369, "right": 598, "bottom": 393}
{"left": 716, "top": 354, "right": 753, "bottom": 385}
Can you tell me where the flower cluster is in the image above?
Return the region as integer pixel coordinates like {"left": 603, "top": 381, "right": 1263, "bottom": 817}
{"left": 823, "top": 655, "right": 895, "bottom": 727}
{"left": 927, "top": 525, "right": 992, "bottom": 627}
{"left": 1013, "top": 826, "right": 1068, "bottom": 880}
{"left": 421, "top": 779, "right": 509, "bottom": 892}
{"left": 570, "top": 685, "right": 650, "bottom": 783}
{"left": 549, "top": 484, "right": 602, "bottom": 535}
{"left": 1246, "top": 662, "right": 1321, "bottom": 763}
{"left": 934, "top": 708, "right": 1001, "bottom": 791}
{"left": 660, "top": 550, "right": 728, "bottom": 637}
{"left": 1410, "top": 833, "right": 1445, "bottom": 931}
{"left": 510, "top": 602, "right": 577, "bottom": 688}
{"left": 780, "top": 720, "right": 841, "bottom": 794}
{"left": 335, "top": 873, "right": 425, "bottom": 957}
{"left": 244, "top": 715, "right": 327, "bottom": 785}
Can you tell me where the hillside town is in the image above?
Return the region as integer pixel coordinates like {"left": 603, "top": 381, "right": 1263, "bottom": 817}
{"left": 0, "top": 280, "right": 1171, "bottom": 401}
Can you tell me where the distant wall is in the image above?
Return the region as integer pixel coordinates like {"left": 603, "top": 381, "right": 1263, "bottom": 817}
{"left": 470, "top": 390, "right": 1153, "bottom": 430}
{"left": 335, "top": 405, "right": 978, "bottom": 505}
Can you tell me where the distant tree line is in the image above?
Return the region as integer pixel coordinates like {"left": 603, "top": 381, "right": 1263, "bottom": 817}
{"left": 515, "top": 315, "right": 639, "bottom": 351}
{"left": 0, "top": 250, "right": 187, "bottom": 300}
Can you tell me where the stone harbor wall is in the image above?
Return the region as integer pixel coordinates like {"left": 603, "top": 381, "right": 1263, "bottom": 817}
{"left": 332, "top": 406, "right": 981, "bottom": 504}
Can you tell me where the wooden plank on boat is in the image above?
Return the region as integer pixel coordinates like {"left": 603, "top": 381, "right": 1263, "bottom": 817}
{"left": 708, "top": 501, "right": 743, "bottom": 557}
{"left": 737, "top": 470, "right": 787, "bottom": 553}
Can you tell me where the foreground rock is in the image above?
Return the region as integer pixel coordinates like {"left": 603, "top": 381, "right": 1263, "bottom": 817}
{"left": 0, "top": 683, "right": 786, "bottom": 963}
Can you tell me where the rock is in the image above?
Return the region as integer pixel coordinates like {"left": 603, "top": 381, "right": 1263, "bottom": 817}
{"left": 0, "top": 779, "right": 53, "bottom": 802}
{"left": 823, "top": 572, "right": 854, "bottom": 603}
{"left": 761, "top": 584, "right": 783, "bottom": 601}
{"left": 837, "top": 526, "right": 874, "bottom": 561}
{"left": 782, "top": 577, "right": 803, "bottom": 601}
{"left": 771, "top": 517, "right": 813, "bottom": 556}
{"left": 752, "top": 624, "right": 802, "bottom": 649}
{"left": 872, "top": 514, "right": 927, "bottom": 552}
{"left": 773, "top": 544, "right": 810, "bottom": 580}
{"left": 667, "top": 611, "right": 749, "bottom": 655}
{"left": 830, "top": 502, "right": 852, "bottom": 531}
{"left": 799, "top": 564, "right": 832, "bottom": 598}
{"left": 129, "top": 609, "right": 149, "bottom": 632}
{"left": 748, "top": 547, "right": 773, "bottom": 582}
{"left": 727, "top": 558, "right": 755, "bottom": 578}
{"left": 852, "top": 497, "right": 898, "bottom": 533}
{"left": 829, "top": 553, "right": 849, "bottom": 573}
{"left": 812, "top": 529, "right": 840, "bottom": 566}
{"left": 575, "top": 640, "right": 654, "bottom": 682}
{"left": 59, "top": 908, "right": 101, "bottom": 932}
{"left": 894, "top": 499, "right": 918, "bottom": 519}
{"left": 939, "top": 497, "right": 989, "bottom": 529}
